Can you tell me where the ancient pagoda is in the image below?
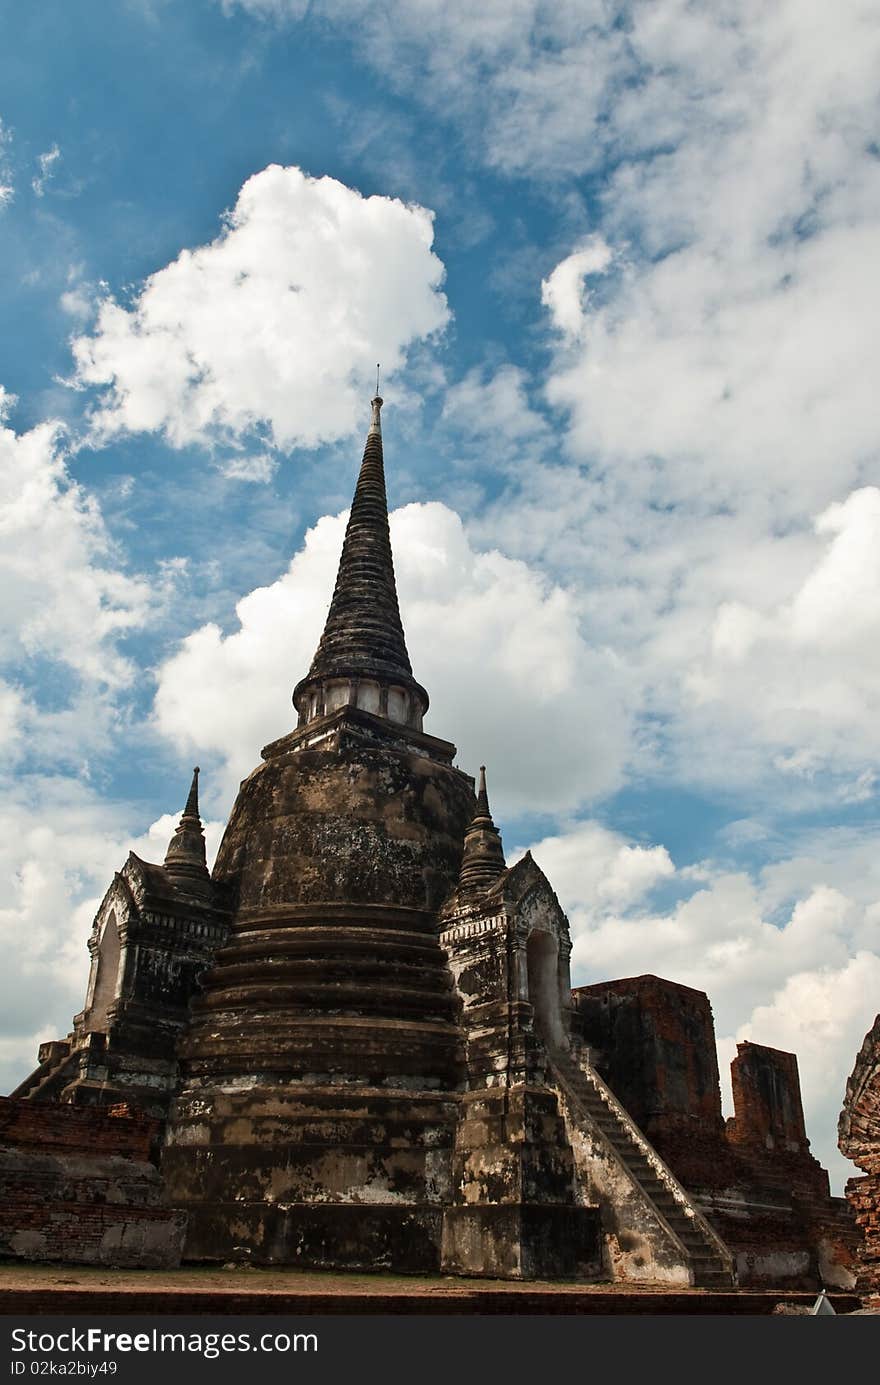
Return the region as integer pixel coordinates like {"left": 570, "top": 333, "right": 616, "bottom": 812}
{"left": 4, "top": 396, "right": 860, "bottom": 1292}
{"left": 161, "top": 392, "right": 487, "bottom": 1269}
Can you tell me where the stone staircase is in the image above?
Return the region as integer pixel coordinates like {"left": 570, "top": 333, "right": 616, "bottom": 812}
{"left": 8, "top": 1041, "right": 78, "bottom": 1102}
{"left": 550, "top": 1046, "right": 735, "bottom": 1287}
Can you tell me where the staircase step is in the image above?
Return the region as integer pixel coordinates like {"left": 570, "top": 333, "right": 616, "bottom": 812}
{"left": 553, "top": 1054, "right": 734, "bottom": 1286}
{"left": 665, "top": 1220, "right": 705, "bottom": 1239}
{"left": 632, "top": 1173, "right": 668, "bottom": 1193}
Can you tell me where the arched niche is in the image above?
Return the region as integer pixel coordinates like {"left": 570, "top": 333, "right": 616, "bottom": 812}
{"left": 86, "top": 909, "right": 122, "bottom": 1032}
{"left": 526, "top": 929, "right": 565, "bottom": 1048}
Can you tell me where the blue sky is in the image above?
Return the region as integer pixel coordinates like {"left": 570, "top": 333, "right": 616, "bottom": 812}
{"left": 2, "top": 0, "right": 880, "bottom": 1190}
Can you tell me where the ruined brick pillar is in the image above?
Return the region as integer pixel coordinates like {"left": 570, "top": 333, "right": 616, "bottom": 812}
{"left": 839, "top": 1014, "right": 880, "bottom": 1303}
{"left": 728, "top": 1042, "right": 810, "bottom": 1154}
{"left": 569, "top": 975, "right": 726, "bottom": 1178}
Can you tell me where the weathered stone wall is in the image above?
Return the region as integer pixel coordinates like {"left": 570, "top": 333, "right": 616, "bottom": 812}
{"left": 554, "top": 1084, "right": 694, "bottom": 1287}
{"left": 162, "top": 721, "right": 477, "bottom": 1270}
{"left": 436, "top": 857, "right": 606, "bottom": 1279}
{"left": 713, "top": 1041, "right": 856, "bottom": 1287}
{"left": 440, "top": 1086, "right": 603, "bottom": 1280}
{"left": 213, "top": 730, "right": 475, "bottom": 915}
{"left": 0, "top": 1097, "right": 185, "bottom": 1268}
{"left": 571, "top": 976, "right": 725, "bottom": 1141}
{"left": 14, "top": 848, "right": 231, "bottom": 1118}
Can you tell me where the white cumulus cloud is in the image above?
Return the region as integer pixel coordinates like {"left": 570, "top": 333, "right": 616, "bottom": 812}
{"left": 71, "top": 164, "right": 449, "bottom": 451}
{"left": 217, "top": 453, "right": 279, "bottom": 483}
{"left": 531, "top": 3, "right": 880, "bottom": 570}
{"left": 541, "top": 237, "right": 613, "bottom": 339}
{"left": 685, "top": 487, "right": 880, "bottom": 785}
{"left": 0, "top": 390, "right": 153, "bottom": 762}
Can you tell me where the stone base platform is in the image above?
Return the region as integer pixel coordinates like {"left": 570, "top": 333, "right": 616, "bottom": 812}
{"left": 441, "top": 1205, "right": 602, "bottom": 1280}
{"left": 179, "top": 1203, "right": 446, "bottom": 1272}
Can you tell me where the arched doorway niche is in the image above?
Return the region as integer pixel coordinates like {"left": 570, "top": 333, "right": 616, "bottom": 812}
{"left": 86, "top": 910, "right": 123, "bottom": 1031}
{"left": 525, "top": 929, "right": 566, "bottom": 1049}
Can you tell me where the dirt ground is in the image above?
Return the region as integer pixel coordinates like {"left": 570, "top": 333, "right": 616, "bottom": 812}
{"left": 0, "top": 1261, "right": 706, "bottom": 1295}
{"left": 0, "top": 1262, "right": 865, "bottom": 1315}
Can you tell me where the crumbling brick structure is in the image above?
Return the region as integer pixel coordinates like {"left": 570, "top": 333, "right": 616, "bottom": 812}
{"left": 572, "top": 979, "right": 858, "bottom": 1288}
{"left": 0, "top": 1097, "right": 185, "bottom": 1267}
{"left": 839, "top": 1014, "right": 880, "bottom": 1304}
{"left": 569, "top": 976, "right": 726, "bottom": 1181}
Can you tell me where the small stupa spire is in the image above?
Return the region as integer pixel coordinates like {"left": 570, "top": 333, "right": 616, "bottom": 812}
{"left": 292, "top": 386, "right": 429, "bottom": 730}
{"left": 183, "top": 765, "right": 201, "bottom": 818}
{"left": 164, "top": 767, "right": 211, "bottom": 895}
{"left": 476, "top": 764, "right": 491, "bottom": 816}
{"left": 457, "top": 765, "right": 507, "bottom": 899}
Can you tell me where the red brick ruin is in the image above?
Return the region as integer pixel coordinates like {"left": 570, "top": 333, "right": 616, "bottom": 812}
{"left": 572, "top": 977, "right": 858, "bottom": 1286}
{"left": 839, "top": 1014, "right": 880, "bottom": 1305}
{"left": 0, "top": 1097, "right": 184, "bottom": 1267}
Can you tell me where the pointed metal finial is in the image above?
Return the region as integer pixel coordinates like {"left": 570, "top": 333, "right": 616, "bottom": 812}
{"left": 369, "top": 371, "right": 383, "bottom": 433}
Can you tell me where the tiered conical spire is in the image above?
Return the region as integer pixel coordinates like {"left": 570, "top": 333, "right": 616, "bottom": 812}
{"left": 457, "top": 766, "right": 507, "bottom": 899}
{"left": 292, "top": 394, "right": 428, "bottom": 728}
{"left": 163, "top": 767, "right": 211, "bottom": 895}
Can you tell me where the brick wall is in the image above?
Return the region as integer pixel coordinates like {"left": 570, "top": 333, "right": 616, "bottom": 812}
{"left": 840, "top": 1015, "right": 880, "bottom": 1299}
{"left": 728, "top": 1042, "right": 809, "bottom": 1153}
{"left": 0, "top": 1096, "right": 158, "bottom": 1160}
{"left": 0, "top": 1097, "right": 184, "bottom": 1268}
{"left": 844, "top": 1174, "right": 880, "bottom": 1298}
{"left": 570, "top": 976, "right": 859, "bottom": 1288}
{"left": 571, "top": 974, "right": 726, "bottom": 1140}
